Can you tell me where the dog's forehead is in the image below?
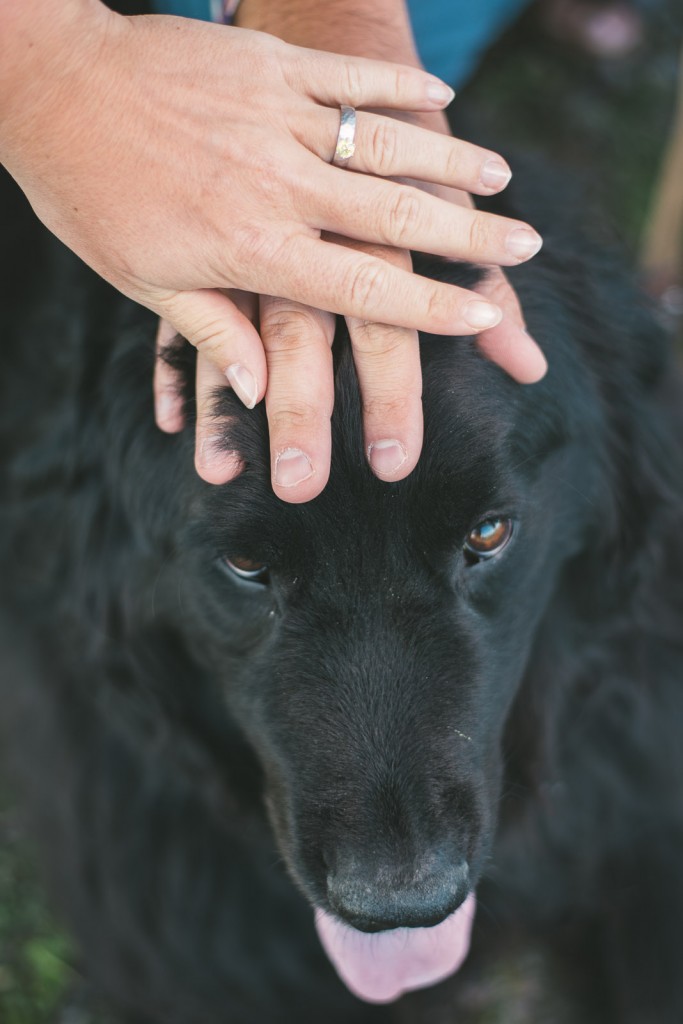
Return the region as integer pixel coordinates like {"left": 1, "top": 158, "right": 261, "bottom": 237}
{"left": 202, "top": 332, "right": 543, "bottom": 566}
{"left": 198, "top": 255, "right": 576, "bottom": 558}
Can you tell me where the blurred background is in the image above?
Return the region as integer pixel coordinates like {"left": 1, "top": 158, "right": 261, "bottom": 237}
{"left": 1, "top": 0, "right": 682, "bottom": 1020}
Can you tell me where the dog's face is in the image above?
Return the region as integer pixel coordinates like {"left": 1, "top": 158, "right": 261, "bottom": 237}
{"left": 88, "top": 241, "right": 659, "bottom": 998}
{"left": 167, "top": 266, "right": 606, "bottom": 951}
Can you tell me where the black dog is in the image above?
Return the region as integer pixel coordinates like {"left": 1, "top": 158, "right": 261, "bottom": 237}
{"left": 1, "top": 151, "right": 683, "bottom": 1024}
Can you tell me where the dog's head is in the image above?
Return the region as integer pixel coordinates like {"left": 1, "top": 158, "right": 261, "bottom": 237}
{"left": 128, "top": 250, "right": 669, "bottom": 1000}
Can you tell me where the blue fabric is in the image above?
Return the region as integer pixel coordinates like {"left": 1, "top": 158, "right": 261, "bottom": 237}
{"left": 154, "top": 0, "right": 215, "bottom": 19}
{"left": 149, "top": 0, "right": 531, "bottom": 88}
{"left": 408, "top": 0, "right": 530, "bottom": 88}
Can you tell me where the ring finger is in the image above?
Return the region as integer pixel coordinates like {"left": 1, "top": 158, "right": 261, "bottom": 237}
{"left": 301, "top": 108, "right": 513, "bottom": 196}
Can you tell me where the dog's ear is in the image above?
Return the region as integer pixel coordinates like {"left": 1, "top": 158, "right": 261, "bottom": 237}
{"left": 573, "top": 278, "right": 683, "bottom": 638}
{"left": 611, "top": 316, "right": 683, "bottom": 642}
{"left": 96, "top": 317, "right": 199, "bottom": 548}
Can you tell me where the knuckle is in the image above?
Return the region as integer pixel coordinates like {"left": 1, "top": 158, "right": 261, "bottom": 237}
{"left": 344, "top": 259, "right": 389, "bottom": 313}
{"left": 367, "top": 120, "right": 399, "bottom": 175}
{"left": 444, "top": 143, "right": 464, "bottom": 183}
{"left": 383, "top": 188, "right": 422, "bottom": 247}
{"left": 425, "top": 284, "right": 453, "bottom": 331}
{"left": 232, "top": 225, "right": 279, "bottom": 268}
{"left": 350, "top": 321, "right": 410, "bottom": 357}
{"left": 392, "top": 65, "right": 415, "bottom": 100}
{"left": 467, "top": 214, "right": 491, "bottom": 256}
{"left": 363, "top": 391, "right": 418, "bottom": 424}
{"left": 262, "top": 308, "right": 321, "bottom": 352}
{"left": 189, "top": 322, "right": 225, "bottom": 352}
{"left": 182, "top": 320, "right": 231, "bottom": 364}
{"left": 342, "top": 62, "right": 364, "bottom": 107}
{"left": 268, "top": 404, "right": 323, "bottom": 437}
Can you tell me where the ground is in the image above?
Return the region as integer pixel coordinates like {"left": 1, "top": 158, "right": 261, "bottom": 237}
{"left": 1, "top": 1, "right": 682, "bottom": 1021}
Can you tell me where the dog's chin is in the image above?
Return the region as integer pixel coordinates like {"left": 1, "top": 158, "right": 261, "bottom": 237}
{"left": 314, "top": 894, "right": 477, "bottom": 1004}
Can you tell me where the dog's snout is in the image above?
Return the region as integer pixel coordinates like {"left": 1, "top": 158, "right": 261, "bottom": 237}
{"left": 326, "top": 854, "right": 470, "bottom": 932}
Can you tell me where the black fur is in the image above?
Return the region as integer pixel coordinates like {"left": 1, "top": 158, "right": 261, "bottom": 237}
{"left": 2, "top": 157, "right": 683, "bottom": 1024}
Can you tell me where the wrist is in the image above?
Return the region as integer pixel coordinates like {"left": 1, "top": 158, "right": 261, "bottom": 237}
{"left": 236, "top": 0, "right": 422, "bottom": 68}
{"left": 0, "top": 0, "right": 116, "bottom": 162}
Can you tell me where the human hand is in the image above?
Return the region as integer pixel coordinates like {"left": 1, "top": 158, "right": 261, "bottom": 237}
{"left": 155, "top": 108, "right": 545, "bottom": 501}
{"left": 0, "top": 3, "right": 543, "bottom": 497}
{"left": 2, "top": 7, "right": 540, "bottom": 354}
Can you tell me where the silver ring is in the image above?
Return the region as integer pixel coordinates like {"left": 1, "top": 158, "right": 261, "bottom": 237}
{"left": 332, "top": 105, "right": 357, "bottom": 168}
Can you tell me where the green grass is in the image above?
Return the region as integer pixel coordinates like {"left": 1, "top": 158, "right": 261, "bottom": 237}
{"left": 0, "top": 792, "right": 76, "bottom": 1024}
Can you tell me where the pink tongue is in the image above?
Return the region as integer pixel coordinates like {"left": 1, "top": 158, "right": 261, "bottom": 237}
{"left": 315, "top": 893, "right": 476, "bottom": 1004}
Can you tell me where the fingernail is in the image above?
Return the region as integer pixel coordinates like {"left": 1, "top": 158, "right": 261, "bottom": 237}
{"left": 463, "top": 301, "right": 502, "bottom": 330}
{"left": 506, "top": 228, "right": 543, "bottom": 261}
{"left": 480, "top": 159, "right": 512, "bottom": 191}
{"left": 199, "top": 434, "right": 225, "bottom": 467}
{"left": 226, "top": 363, "right": 257, "bottom": 409}
{"left": 426, "top": 80, "right": 456, "bottom": 105}
{"left": 520, "top": 330, "right": 549, "bottom": 382}
{"left": 156, "top": 391, "right": 182, "bottom": 431}
{"left": 274, "top": 448, "right": 314, "bottom": 488}
{"left": 367, "top": 439, "right": 408, "bottom": 477}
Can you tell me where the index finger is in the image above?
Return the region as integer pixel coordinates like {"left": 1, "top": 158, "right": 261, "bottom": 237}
{"left": 260, "top": 234, "right": 503, "bottom": 336}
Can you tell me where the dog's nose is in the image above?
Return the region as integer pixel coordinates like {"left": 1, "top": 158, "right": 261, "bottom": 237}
{"left": 326, "top": 854, "right": 470, "bottom": 932}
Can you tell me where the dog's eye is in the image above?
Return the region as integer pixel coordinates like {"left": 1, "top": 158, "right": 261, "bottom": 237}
{"left": 223, "top": 556, "right": 270, "bottom": 584}
{"left": 464, "top": 518, "right": 513, "bottom": 563}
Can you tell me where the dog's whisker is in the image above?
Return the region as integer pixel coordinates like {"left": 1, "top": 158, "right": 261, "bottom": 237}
{"left": 556, "top": 476, "right": 598, "bottom": 509}
{"left": 453, "top": 729, "right": 473, "bottom": 742}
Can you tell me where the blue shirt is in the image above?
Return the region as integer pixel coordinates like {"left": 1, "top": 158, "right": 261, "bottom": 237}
{"left": 150, "top": 0, "right": 530, "bottom": 88}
